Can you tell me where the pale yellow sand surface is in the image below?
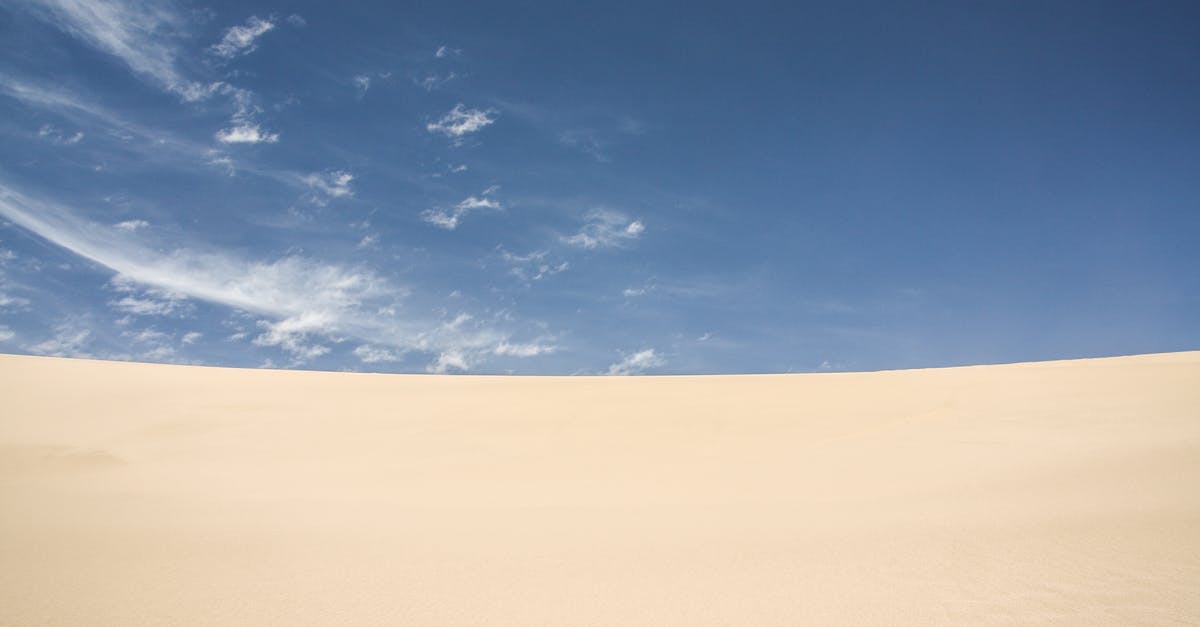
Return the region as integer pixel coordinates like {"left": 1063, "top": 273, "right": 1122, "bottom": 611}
{"left": 1, "top": 351, "right": 1198, "bottom": 625}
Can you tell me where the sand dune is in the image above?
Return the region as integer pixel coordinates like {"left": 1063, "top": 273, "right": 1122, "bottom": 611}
{"left": 1, "top": 352, "right": 1198, "bottom": 625}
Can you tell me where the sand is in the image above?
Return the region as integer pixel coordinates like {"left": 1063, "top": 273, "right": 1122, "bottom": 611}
{"left": 1, "top": 351, "right": 1198, "bottom": 625}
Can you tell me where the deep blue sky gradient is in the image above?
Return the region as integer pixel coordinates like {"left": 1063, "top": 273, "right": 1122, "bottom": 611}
{"left": 0, "top": 0, "right": 1197, "bottom": 373}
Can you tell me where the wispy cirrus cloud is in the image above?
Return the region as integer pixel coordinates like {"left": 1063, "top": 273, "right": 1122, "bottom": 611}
{"left": 215, "top": 123, "right": 279, "bottom": 144}
{"left": 37, "top": 124, "right": 84, "bottom": 145}
{"left": 0, "top": 182, "right": 552, "bottom": 370}
{"left": 112, "top": 219, "right": 149, "bottom": 232}
{"left": 119, "top": 327, "right": 177, "bottom": 360}
{"left": 493, "top": 341, "right": 557, "bottom": 357}
{"left": 563, "top": 209, "right": 645, "bottom": 249}
{"left": 213, "top": 83, "right": 280, "bottom": 144}
{"left": 427, "top": 104, "right": 496, "bottom": 139}
{"left": 3, "top": 79, "right": 286, "bottom": 175}
{"left": 208, "top": 15, "right": 276, "bottom": 59}
{"left": 0, "top": 251, "right": 31, "bottom": 311}
{"left": 622, "top": 282, "right": 654, "bottom": 298}
{"left": 26, "top": 0, "right": 199, "bottom": 98}
{"left": 108, "top": 275, "right": 188, "bottom": 317}
{"left": 427, "top": 349, "right": 470, "bottom": 373}
{"left": 27, "top": 323, "right": 93, "bottom": 358}
{"left": 416, "top": 72, "right": 458, "bottom": 92}
{"left": 2, "top": 78, "right": 208, "bottom": 155}
{"left": 497, "top": 248, "right": 569, "bottom": 282}
{"left": 206, "top": 151, "right": 236, "bottom": 175}
{"left": 422, "top": 190, "right": 501, "bottom": 230}
{"left": 22, "top": 2, "right": 281, "bottom": 142}
{"left": 606, "top": 348, "right": 665, "bottom": 375}
{"left": 353, "top": 344, "right": 402, "bottom": 364}
{"left": 111, "top": 294, "right": 182, "bottom": 316}
{"left": 419, "top": 318, "right": 552, "bottom": 371}
{"left": 304, "top": 170, "right": 355, "bottom": 202}
{"left": 0, "top": 290, "right": 30, "bottom": 310}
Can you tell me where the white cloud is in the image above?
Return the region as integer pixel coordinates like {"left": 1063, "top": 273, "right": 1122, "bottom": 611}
{"left": 426, "top": 104, "right": 496, "bottom": 139}
{"left": 215, "top": 123, "right": 279, "bottom": 144}
{"left": 357, "top": 233, "right": 379, "bottom": 249}
{"left": 0, "top": 261, "right": 31, "bottom": 310}
{"left": 210, "top": 83, "right": 281, "bottom": 144}
{"left": 27, "top": 0, "right": 196, "bottom": 97}
{"left": 435, "top": 45, "right": 461, "bottom": 58}
{"left": 622, "top": 279, "right": 656, "bottom": 298}
{"left": 111, "top": 295, "right": 179, "bottom": 316}
{"left": 141, "top": 345, "right": 175, "bottom": 360}
{"left": 427, "top": 349, "right": 470, "bottom": 373}
{"left": 417, "top": 73, "right": 457, "bottom": 91}
{"left": 1, "top": 79, "right": 216, "bottom": 162}
{"left": 493, "top": 342, "right": 556, "bottom": 357}
{"left": 113, "top": 219, "right": 149, "bottom": 231}
{"left": 0, "top": 292, "right": 30, "bottom": 309}
{"left": 414, "top": 314, "right": 528, "bottom": 373}
{"left": 123, "top": 327, "right": 169, "bottom": 344}
{"left": 2, "top": 182, "right": 393, "bottom": 340}
{"left": 498, "top": 248, "right": 569, "bottom": 281}
{"left": 23, "top": 3, "right": 280, "bottom": 144}
{"left": 181, "top": 331, "right": 202, "bottom": 344}
{"left": 304, "top": 170, "right": 354, "bottom": 201}
{"left": 174, "top": 80, "right": 225, "bottom": 102}
{"left": 606, "top": 348, "right": 665, "bottom": 375}
{"left": 108, "top": 275, "right": 188, "bottom": 317}
{"left": 0, "top": 325, "right": 14, "bottom": 343}
{"left": 119, "top": 327, "right": 181, "bottom": 361}
{"left": 562, "top": 209, "right": 645, "bottom": 249}
{"left": 353, "top": 344, "right": 402, "bottom": 363}
{"left": 353, "top": 75, "right": 371, "bottom": 92}
{"left": 0, "top": 182, "right": 546, "bottom": 371}
{"left": 422, "top": 193, "right": 501, "bottom": 230}
{"left": 209, "top": 15, "right": 276, "bottom": 59}
{"left": 37, "top": 124, "right": 84, "bottom": 145}
{"left": 252, "top": 312, "right": 331, "bottom": 362}
{"left": 9, "top": 77, "right": 280, "bottom": 163}
{"left": 27, "top": 325, "right": 92, "bottom": 358}
{"left": 285, "top": 14, "right": 306, "bottom": 27}
{"left": 206, "top": 152, "right": 236, "bottom": 175}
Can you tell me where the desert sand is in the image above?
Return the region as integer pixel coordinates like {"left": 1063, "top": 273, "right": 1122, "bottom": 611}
{"left": 1, "top": 351, "right": 1198, "bottom": 625}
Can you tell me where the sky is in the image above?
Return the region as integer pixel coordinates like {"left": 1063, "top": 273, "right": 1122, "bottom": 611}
{"left": 0, "top": 0, "right": 1197, "bottom": 374}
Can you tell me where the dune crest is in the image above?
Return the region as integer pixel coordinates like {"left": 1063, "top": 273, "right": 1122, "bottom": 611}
{"left": 2, "top": 352, "right": 1198, "bottom": 625}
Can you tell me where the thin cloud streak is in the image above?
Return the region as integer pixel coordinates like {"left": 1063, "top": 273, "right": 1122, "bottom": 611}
{"left": 27, "top": 0, "right": 195, "bottom": 96}
{"left": 422, "top": 192, "right": 501, "bottom": 230}
{"left": 427, "top": 104, "right": 496, "bottom": 139}
{"left": 0, "top": 182, "right": 549, "bottom": 369}
{"left": 209, "top": 15, "right": 276, "bottom": 59}
{"left": 563, "top": 209, "right": 645, "bottom": 249}
{"left": 22, "top": 2, "right": 281, "bottom": 142}
{"left": 606, "top": 348, "right": 664, "bottom": 375}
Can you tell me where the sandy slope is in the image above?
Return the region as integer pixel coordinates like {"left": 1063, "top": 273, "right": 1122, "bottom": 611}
{"left": 1, "top": 352, "right": 1198, "bottom": 625}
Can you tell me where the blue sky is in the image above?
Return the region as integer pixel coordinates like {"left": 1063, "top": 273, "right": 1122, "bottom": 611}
{"left": 0, "top": 0, "right": 1197, "bottom": 374}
